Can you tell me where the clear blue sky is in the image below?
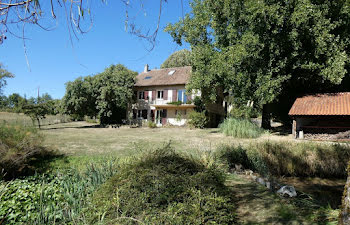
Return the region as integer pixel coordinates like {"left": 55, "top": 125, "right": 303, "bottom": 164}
{"left": 0, "top": 0, "right": 190, "bottom": 99}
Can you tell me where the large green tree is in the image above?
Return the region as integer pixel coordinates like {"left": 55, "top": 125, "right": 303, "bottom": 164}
{"left": 94, "top": 64, "right": 137, "bottom": 124}
{"left": 160, "top": 49, "right": 192, "bottom": 68}
{"left": 166, "top": 0, "right": 350, "bottom": 128}
{"left": 61, "top": 64, "right": 137, "bottom": 124}
{"left": 61, "top": 76, "right": 97, "bottom": 119}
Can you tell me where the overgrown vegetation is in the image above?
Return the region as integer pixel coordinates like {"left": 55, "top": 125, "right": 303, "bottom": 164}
{"left": 0, "top": 123, "right": 59, "bottom": 180}
{"left": 89, "top": 145, "right": 236, "bottom": 224}
{"left": 0, "top": 159, "right": 117, "bottom": 224}
{"left": 219, "top": 117, "right": 264, "bottom": 138}
{"left": 218, "top": 141, "right": 350, "bottom": 178}
{"left": 188, "top": 111, "right": 208, "bottom": 128}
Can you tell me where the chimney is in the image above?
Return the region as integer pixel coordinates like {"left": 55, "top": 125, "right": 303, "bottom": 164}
{"left": 144, "top": 64, "right": 149, "bottom": 73}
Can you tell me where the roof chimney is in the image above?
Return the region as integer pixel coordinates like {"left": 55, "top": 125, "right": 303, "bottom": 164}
{"left": 144, "top": 64, "right": 149, "bottom": 73}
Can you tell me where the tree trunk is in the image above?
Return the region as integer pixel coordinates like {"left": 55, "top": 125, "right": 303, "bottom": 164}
{"left": 37, "top": 118, "right": 41, "bottom": 129}
{"left": 340, "top": 162, "right": 350, "bottom": 224}
{"left": 261, "top": 104, "right": 271, "bottom": 129}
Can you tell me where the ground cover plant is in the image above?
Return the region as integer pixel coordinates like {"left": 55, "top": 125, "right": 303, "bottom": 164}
{"left": 0, "top": 159, "right": 117, "bottom": 224}
{"left": 218, "top": 141, "right": 350, "bottom": 178}
{"left": 219, "top": 117, "right": 265, "bottom": 138}
{"left": 89, "top": 145, "right": 236, "bottom": 224}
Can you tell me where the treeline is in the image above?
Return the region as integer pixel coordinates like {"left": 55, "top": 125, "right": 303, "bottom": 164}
{"left": 61, "top": 64, "right": 137, "bottom": 124}
{"left": 0, "top": 92, "right": 60, "bottom": 115}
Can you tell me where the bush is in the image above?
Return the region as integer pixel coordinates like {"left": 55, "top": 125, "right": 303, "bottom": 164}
{"left": 217, "top": 141, "right": 350, "bottom": 178}
{"left": 188, "top": 111, "right": 208, "bottom": 129}
{"left": 219, "top": 117, "right": 264, "bottom": 138}
{"left": 229, "top": 105, "right": 260, "bottom": 118}
{"left": 0, "top": 123, "right": 58, "bottom": 180}
{"left": 147, "top": 121, "right": 157, "bottom": 128}
{"left": 88, "top": 145, "right": 236, "bottom": 224}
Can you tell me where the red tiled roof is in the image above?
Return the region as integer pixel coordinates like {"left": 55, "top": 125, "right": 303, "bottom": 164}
{"left": 289, "top": 92, "right": 350, "bottom": 116}
{"left": 135, "top": 66, "right": 191, "bottom": 87}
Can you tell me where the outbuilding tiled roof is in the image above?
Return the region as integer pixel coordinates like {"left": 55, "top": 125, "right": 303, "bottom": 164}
{"left": 289, "top": 92, "right": 350, "bottom": 116}
{"left": 135, "top": 66, "right": 191, "bottom": 87}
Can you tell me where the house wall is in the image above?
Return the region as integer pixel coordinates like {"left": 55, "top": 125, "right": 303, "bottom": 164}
{"left": 167, "top": 108, "right": 194, "bottom": 126}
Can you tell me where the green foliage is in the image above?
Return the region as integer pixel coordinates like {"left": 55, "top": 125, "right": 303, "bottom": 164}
{"left": 89, "top": 145, "right": 236, "bottom": 224}
{"left": 188, "top": 111, "right": 208, "bottom": 129}
{"left": 0, "top": 63, "right": 13, "bottom": 95}
{"left": 61, "top": 64, "right": 137, "bottom": 124}
{"left": 147, "top": 121, "right": 157, "bottom": 128}
{"left": 23, "top": 103, "right": 49, "bottom": 128}
{"left": 166, "top": 0, "right": 350, "bottom": 108}
{"left": 217, "top": 141, "right": 350, "bottom": 178}
{"left": 95, "top": 64, "right": 137, "bottom": 124}
{"left": 160, "top": 49, "right": 192, "bottom": 68}
{"left": 0, "top": 123, "right": 57, "bottom": 180}
{"left": 219, "top": 118, "right": 264, "bottom": 138}
{"left": 167, "top": 100, "right": 183, "bottom": 105}
{"left": 0, "top": 159, "right": 118, "bottom": 224}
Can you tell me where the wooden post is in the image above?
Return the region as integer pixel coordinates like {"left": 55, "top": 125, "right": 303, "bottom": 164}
{"left": 292, "top": 120, "right": 296, "bottom": 138}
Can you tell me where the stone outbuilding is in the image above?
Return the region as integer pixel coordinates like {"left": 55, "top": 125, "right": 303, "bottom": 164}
{"left": 288, "top": 92, "right": 350, "bottom": 139}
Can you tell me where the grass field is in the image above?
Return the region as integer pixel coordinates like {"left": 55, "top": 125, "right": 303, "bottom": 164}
{"left": 0, "top": 112, "right": 342, "bottom": 224}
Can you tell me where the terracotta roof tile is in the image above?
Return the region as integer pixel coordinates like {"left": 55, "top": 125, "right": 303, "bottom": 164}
{"left": 135, "top": 66, "right": 191, "bottom": 87}
{"left": 289, "top": 92, "right": 350, "bottom": 116}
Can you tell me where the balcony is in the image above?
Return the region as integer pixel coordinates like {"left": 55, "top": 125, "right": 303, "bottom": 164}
{"left": 149, "top": 98, "right": 173, "bottom": 105}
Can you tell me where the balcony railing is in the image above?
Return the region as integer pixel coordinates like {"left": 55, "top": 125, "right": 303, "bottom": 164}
{"left": 137, "top": 97, "right": 194, "bottom": 106}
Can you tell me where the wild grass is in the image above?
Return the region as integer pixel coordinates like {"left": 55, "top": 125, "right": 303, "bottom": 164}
{"left": 0, "top": 123, "right": 60, "bottom": 180}
{"left": 0, "top": 112, "right": 71, "bottom": 127}
{"left": 218, "top": 141, "right": 350, "bottom": 178}
{"left": 89, "top": 145, "right": 236, "bottom": 224}
{"left": 219, "top": 117, "right": 265, "bottom": 138}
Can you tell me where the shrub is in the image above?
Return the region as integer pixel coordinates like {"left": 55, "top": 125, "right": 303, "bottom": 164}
{"left": 188, "top": 111, "right": 208, "bottom": 129}
{"left": 219, "top": 117, "right": 264, "bottom": 138}
{"left": 88, "top": 145, "right": 236, "bottom": 224}
{"left": 217, "top": 141, "right": 350, "bottom": 178}
{"left": 147, "top": 121, "right": 157, "bottom": 128}
{"left": 229, "top": 105, "right": 260, "bottom": 118}
{"left": 0, "top": 123, "right": 58, "bottom": 180}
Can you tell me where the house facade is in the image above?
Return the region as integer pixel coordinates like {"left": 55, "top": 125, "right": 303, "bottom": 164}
{"left": 132, "top": 65, "right": 197, "bottom": 126}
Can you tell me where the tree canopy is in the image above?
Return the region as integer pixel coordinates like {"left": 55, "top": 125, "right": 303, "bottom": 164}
{"left": 0, "top": 64, "right": 13, "bottom": 95}
{"left": 61, "top": 64, "right": 137, "bottom": 124}
{"left": 160, "top": 49, "right": 192, "bottom": 68}
{"left": 166, "top": 0, "right": 350, "bottom": 125}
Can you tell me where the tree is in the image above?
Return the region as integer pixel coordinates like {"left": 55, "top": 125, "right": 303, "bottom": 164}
{"left": 0, "top": 63, "right": 13, "bottom": 95}
{"left": 166, "top": 0, "right": 350, "bottom": 128}
{"left": 23, "top": 103, "right": 48, "bottom": 129}
{"left": 94, "top": 64, "right": 137, "bottom": 124}
{"left": 61, "top": 64, "right": 137, "bottom": 124}
{"left": 61, "top": 76, "right": 97, "bottom": 120}
{"left": 160, "top": 49, "right": 192, "bottom": 68}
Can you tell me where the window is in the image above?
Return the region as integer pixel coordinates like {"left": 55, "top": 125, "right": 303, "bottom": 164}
{"left": 177, "top": 89, "right": 187, "bottom": 103}
{"left": 168, "top": 70, "right": 176, "bottom": 75}
{"left": 144, "top": 76, "right": 152, "bottom": 80}
{"left": 138, "top": 91, "right": 144, "bottom": 100}
{"left": 157, "top": 91, "right": 164, "bottom": 99}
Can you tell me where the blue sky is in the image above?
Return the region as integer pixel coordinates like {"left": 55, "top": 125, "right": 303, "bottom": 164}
{"left": 0, "top": 0, "right": 190, "bottom": 99}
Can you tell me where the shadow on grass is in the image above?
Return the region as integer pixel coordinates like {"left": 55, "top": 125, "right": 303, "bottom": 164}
{"left": 41, "top": 124, "right": 101, "bottom": 130}
{"left": 1, "top": 147, "right": 66, "bottom": 180}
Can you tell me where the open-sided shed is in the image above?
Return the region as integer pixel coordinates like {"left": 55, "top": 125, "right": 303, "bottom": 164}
{"left": 289, "top": 92, "right": 350, "bottom": 139}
